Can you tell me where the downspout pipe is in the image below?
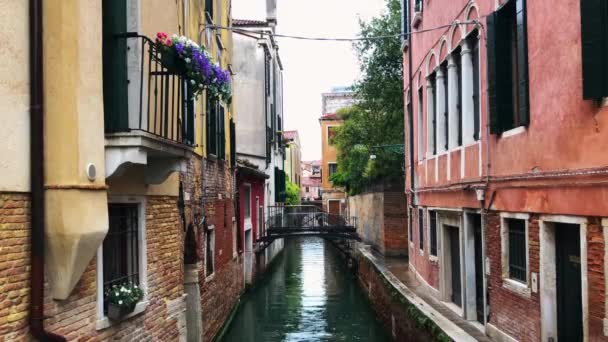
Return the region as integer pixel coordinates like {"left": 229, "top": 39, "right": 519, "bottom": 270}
{"left": 29, "top": 0, "right": 66, "bottom": 340}
{"left": 406, "top": 2, "right": 416, "bottom": 234}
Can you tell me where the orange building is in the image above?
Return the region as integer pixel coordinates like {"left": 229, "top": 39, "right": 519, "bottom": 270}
{"left": 319, "top": 113, "right": 346, "bottom": 216}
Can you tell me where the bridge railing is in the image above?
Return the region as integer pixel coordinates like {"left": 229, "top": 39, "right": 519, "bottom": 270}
{"left": 266, "top": 205, "right": 357, "bottom": 231}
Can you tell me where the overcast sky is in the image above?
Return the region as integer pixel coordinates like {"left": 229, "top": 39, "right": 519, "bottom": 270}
{"left": 232, "top": 0, "right": 385, "bottom": 161}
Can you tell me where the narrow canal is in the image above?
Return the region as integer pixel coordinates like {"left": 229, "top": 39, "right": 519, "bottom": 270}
{"left": 219, "top": 237, "right": 391, "bottom": 342}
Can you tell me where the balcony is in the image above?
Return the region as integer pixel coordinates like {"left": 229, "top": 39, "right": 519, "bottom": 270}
{"left": 104, "top": 33, "right": 194, "bottom": 184}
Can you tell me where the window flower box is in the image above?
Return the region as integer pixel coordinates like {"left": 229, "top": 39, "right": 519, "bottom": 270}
{"left": 105, "top": 282, "right": 144, "bottom": 321}
{"left": 154, "top": 32, "right": 232, "bottom": 104}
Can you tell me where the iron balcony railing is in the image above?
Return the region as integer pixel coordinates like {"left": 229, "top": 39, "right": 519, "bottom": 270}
{"left": 104, "top": 33, "right": 195, "bottom": 146}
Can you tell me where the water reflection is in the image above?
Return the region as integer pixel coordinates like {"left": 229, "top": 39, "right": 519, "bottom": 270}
{"left": 220, "top": 238, "right": 391, "bottom": 342}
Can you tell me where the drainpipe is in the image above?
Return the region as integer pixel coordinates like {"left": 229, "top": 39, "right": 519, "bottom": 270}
{"left": 29, "top": 1, "right": 66, "bottom": 341}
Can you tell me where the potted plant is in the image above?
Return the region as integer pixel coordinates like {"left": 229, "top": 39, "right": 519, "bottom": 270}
{"left": 106, "top": 282, "right": 144, "bottom": 320}
{"left": 154, "top": 32, "right": 232, "bottom": 103}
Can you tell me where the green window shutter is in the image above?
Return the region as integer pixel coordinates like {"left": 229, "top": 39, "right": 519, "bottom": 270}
{"left": 184, "top": 86, "right": 195, "bottom": 145}
{"left": 274, "top": 167, "right": 280, "bottom": 203}
{"left": 581, "top": 0, "right": 608, "bottom": 99}
{"left": 486, "top": 7, "right": 513, "bottom": 134}
{"left": 230, "top": 119, "right": 236, "bottom": 166}
{"left": 516, "top": 0, "right": 530, "bottom": 126}
{"left": 102, "top": 0, "right": 128, "bottom": 132}
{"left": 218, "top": 106, "right": 225, "bottom": 160}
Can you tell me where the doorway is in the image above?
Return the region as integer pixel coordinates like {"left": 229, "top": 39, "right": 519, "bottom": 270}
{"left": 556, "top": 223, "right": 582, "bottom": 341}
{"left": 447, "top": 225, "right": 462, "bottom": 307}
{"left": 328, "top": 200, "right": 340, "bottom": 225}
{"left": 473, "top": 215, "right": 484, "bottom": 323}
{"left": 244, "top": 229, "right": 252, "bottom": 284}
{"left": 540, "top": 217, "right": 588, "bottom": 342}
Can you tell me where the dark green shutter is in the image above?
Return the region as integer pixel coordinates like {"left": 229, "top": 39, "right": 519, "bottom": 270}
{"left": 486, "top": 5, "right": 513, "bottom": 134}
{"left": 102, "top": 0, "right": 128, "bottom": 132}
{"left": 218, "top": 106, "right": 225, "bottom": 160}
{"left": 184, "top": 86, "right": 195, "bottom": 145}
{"left": 515, "top": 0, "right": 529, "bottom": 127}
{"left": 581, "top": 0, "right": 608, "bottom": 99}
{"left": 230, "top": 119, "right": 236, "bottom": 166}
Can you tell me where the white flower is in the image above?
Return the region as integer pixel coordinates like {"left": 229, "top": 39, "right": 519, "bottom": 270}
{"left": 172, "top": 34, "right": 178, "bottom": 40}
{"left": 190, "top": 79, "right": 196, "bottom": 85}
{"left": 127, "top": 289, "right": 131, "bottom": 293}
{"left": 118, "top": 300, "right": 123, "bottom": 305}
{"left": 185, "top": 58, "right": 191, "bottom": 64}
{"left": 178, "top": 36, "right": 187, "bottom": 44}
{"left": 199, "top": 83, "right": 203, "bottom": 88}
{"left": 114, "top": 292, "right": 119, "bottom": 297}
{"left": 134, "top": 285, "right": 138, "bottom": 289}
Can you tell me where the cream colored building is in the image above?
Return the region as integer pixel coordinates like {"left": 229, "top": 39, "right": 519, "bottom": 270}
{"left": 0, "top": 0, "right": 237, "bottom": 340}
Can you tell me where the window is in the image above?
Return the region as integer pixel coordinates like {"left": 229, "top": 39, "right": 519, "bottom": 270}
{"left": 409, "top": 208, "right": 413, "bottom": 242}
{"left": 418, "top": 208, "right": 424, "bottom": 250}
{"left": 205, "top": 226, "right": 215, "bottom": 277}
{"left": 274, "top": 167, "right": 286, "bottom": 203}
{"left": 506, "top": 218, "right": 527, "bottom": 282}
{"left": 439, "top": 62, "right": 448, "bottom": 152}
{"left": 580, "top": 0, "right": 608, "bottom": 99}
{"left": 429, "top": 210, "right": 437, "bottom": 256}
{"left": 328, "top": 126, "right": 338, "bottom": 145}
{"left": 470, "top": 32, "right": 481, "bottom": 141}
{"left": 206, "top": 97, "right": 225, "bottom": 159}
{"left": 414, "top": 0, "right": 423, "bottom": 12}
{"left": 417, "top": 87, "right": 423, "bottom": 160}
{"left": 328, "top": 163, "right": 338, "bottom": 178}
{"left": 487, "top": 0, "right": 529, "bottom": 134}
{"left": 427, "top": 74, "right": 437, "bottom": 156}
{"left": 205, "top": 0, "right": 214, "bottom": 19}
{"left": 243, "top": 185, "right": 251, "bottom": 219}
{"left": 103, "top": 203, "right": 141, "bottom": 313}
{"left": 401, "top": 0, "right": 411, "bottom": 40}
{"left": 305, "top": 186, "right": 309, "bottom": 192}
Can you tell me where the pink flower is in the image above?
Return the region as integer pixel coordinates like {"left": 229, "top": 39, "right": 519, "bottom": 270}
{"left": 156, "top": 32, "right": 167, "bottom": 41}
{"left": 165, "top": 39, "right": 172, "bottom": 47}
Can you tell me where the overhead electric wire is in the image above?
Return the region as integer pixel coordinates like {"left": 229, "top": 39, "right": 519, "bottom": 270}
{"left": 207, "top": 18, "right": 484, "bottom": 42}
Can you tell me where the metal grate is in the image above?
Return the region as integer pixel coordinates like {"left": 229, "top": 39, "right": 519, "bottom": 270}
{"left": 103, "top": 203, "right": 140, "bottom": 312}
{"left": 508, "top": 218, "right": 527, "bottom": 282}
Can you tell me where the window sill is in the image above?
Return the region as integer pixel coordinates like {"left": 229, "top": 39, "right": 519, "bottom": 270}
{"left": 500, "top": 126, "right": 526, "bottom": 138}
{"left": 502, "top": 278, "right": 531, "bottom": 298}
{"left": 429, "top": 254, "right": 438, "bottom": 263}
{"left": 96, "top": 300, "right": 149, "bottom": 331}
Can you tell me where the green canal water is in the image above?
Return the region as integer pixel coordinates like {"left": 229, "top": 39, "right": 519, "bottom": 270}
{"left": 218, "top": 237, "right": 391, "bottom": 342}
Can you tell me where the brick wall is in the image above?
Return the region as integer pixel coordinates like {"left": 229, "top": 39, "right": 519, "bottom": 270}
{"left": 408, "top": 207, "right": 439, "bottom": 290}
{"left": 587, "top": 218, "right": 605, "bottom": 340}
{"left": 0, "top": 193, "right": 31, "bottom": 341}
{"left": 383, "top": 192, "right": 408, "bottom": 254}
{"left": 357, "top": 250, "right": 438, "bottom": 342}
{"left": 0, "top": 193, "right": 187, "bottom": 341}
{"left": 486, "top": 212, "right": 541, "bottom": 341}
{"left": 199, "top": 159, "right": 243, "bottom": 341}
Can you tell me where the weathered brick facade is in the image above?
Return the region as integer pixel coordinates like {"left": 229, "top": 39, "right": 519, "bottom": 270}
{"left": 0, "top": 193, "right": 187, "bottom": 341}
{"left": 198, "top": 159, "right": 243, "bottom": 341}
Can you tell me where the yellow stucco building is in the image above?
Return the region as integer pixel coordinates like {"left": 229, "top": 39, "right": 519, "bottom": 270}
{"left": 0, "top": 0, "right": 238, "bottom": 340}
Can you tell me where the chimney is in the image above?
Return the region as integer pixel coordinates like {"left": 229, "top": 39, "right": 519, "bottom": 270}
{"left": 266, "top": 0, "right": 277, "bottom": 27}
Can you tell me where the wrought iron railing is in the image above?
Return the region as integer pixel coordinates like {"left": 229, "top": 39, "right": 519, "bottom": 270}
{"left": 104, "top": 33, "right": 195, "bottom": 146}
{"left": 265, "top": 205, "right": 357, "bottom": 232}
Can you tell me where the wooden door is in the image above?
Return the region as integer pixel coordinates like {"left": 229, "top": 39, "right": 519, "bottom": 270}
{"left": 556, "top": 224, "right": 582, "bottom": 342}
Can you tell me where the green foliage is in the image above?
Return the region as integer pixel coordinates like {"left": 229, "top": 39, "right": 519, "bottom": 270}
{"left": 105, "top": 282, "right": 144, "bottom": 308}
{"left": 330, "top": 0, "right": 404, "bottom": 195}
{"left": 285, "top": 179, "right": 300, "bottom": 205}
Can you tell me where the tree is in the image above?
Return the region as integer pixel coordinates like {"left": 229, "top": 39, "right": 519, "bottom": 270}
{"left": 330, "top": 0, "right": 404, "bottom": 195}
{"left": 285, "top": 179, "right": 300, "bottom": 205}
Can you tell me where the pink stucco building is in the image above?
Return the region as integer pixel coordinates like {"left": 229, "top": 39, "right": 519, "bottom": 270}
{"left": 403, "top": 0, "right": 608, "bottom": 340}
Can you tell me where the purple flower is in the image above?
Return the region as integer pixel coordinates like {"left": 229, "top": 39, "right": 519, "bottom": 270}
{"left": 175, "top": 43, "right": 184, "bottom": 55}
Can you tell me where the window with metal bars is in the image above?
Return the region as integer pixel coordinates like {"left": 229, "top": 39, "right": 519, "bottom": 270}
{"left": 470, "top": 32, "right": 480, "bottom": 141}
{"left": 103, "top": 203, "right": 140, "bottom": 313}
{"left": 507, "top": 218, "right": 527, "bottom": 282}
{"left": 429, "top": 210, "right": 437, "bottom": 256}
{"left": 418, "top": 208, "right": 424, "bottom": 250}
{"left": 409, "top": 208, "right": 413, "bottom": 242}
